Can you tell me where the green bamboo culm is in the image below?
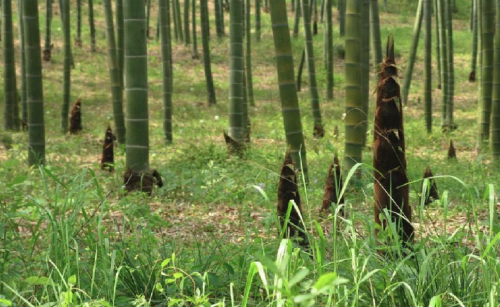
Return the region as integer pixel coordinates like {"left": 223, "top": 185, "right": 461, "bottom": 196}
{"left": 43, "top": 0, "right": 52, "bottom": 61}
{"left": 293, "top": 0, "right": 301, "bottom": 37}
{"left": 479, "top": 0, "right": 495, "bottom": 142}
{"left": 18, "top": 0, "right": 27, "bottom": 126}
{"left": 434, "top": 0, "right": 441, "bottom": 88}
{"left": 469, "top": 0, "right": 478, "bottom": 81}
{"left": 269, "top": 0, "right": 309, "bottom": 181}
{"left": 424, "top": 0, "right": 432, "bottom": 133}
{"left": 343, "top": 0, "right": 365, "bottom": 174}
{"left": 326, "top": 0, "right": 334, "bottom": 100}
{"left": 255, "top": 0, "right": 261, "bottom": 41}
{"left": 174, "top": 0, "right": 184, "bottom": 42}
{"left": 469, "top": 0, "right": 474, "bottom": 31}
{"left": 124, "top": 0, "right": 149, "bottom": 172}
{"left": 360, "top": 0, "right": 369, "bottom": 147}
{"left": 401, "top": 0, "right": 423, "bottom": 105}
{"left": 172, "top": 0, "right": 179, "bottom": 40}
{"left": 200, "top": 0, "right": 217, "bottom": 105}
{"left": 313, "top": 0, "right": 318, "bottom": 27}
{"left": 60, "top": 0, "right": 72, "bottom": 133}
{"left": 88, "top": 0, "right": 96, "bottom": 51}
{"left": 437, "top": 0, "right": 448, "bottom": 124}
{"left": 338, "top": 0, "right": 345, "bottom": 37}
{"left": 191, "top": 0, "right": 199, "bottom": 58}
{"left": 370, "top": 0, "right": 382, "bottom": 66}
{"left": 245, "top": 0, "right": 255, "bottom": 107}
{"left": 76, "top": 0, "right": 82, "bottom": 46}
{"left": 146, "top": 0, "right": 151, "bottom": 38}
{"left": 183, "top": 0, "right": 190, "bottom": 44}
{"left": 491, "top": 0, "right": 500, "bottom": 157}
{"left": 3, "top": 0, "right": 20, "bottom": 130}
{"left": 0, "top": 0, "right": 2, "bottom": 42}
{"left": 320, "top": 0, "right": 324, "bottom": 22}
{"left": 302, "top": 0, "right": 324, "bottom": 137}
{"left": 116, "top": 0, "right": 124, "bottom": 87}
{"left": 443, "top": 0, "right": 455, "bottom": 130}
{"left": 228, "top": 0, "right": 244, "bottom": 146}
{"left": 156, "top": 17, "right": 160, "bottom": 40}
{"left": 296, "top": 48, "right": 305, "bottom": 91}
{"left": 23, "top": 0, "right": 46, "bottom": 165}
{"left": 215, "top": 0, "right": 224, "bottom": 38}
{"left": 159, "top": 0, "right": 174, "bottom": 143}
{"left": 242, "top": 68, "right": 250, "bottom": 142}
{"left": 103, "top": 0, "right": 126, "bottom": 144}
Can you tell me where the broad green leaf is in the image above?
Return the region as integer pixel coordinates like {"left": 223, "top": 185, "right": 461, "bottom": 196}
{"left": 161, "top": 258, "right": 171, "bottom": 268}
{"left": 68, "top": 275, "right": 76, "bottom": 286}
{"left": 7, "top": 175, "right": 27, "bottom": 187}
{"left": 289, "top": 268, "right": 309, "bottom": 287}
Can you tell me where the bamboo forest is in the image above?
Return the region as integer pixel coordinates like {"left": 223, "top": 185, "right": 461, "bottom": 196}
{"left": 2, "top": 0, "right": 500, "bottom": 305}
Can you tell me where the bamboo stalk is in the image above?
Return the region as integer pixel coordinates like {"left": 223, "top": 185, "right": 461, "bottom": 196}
{"left": 23, "top": 0, "right": 46, "bottom": 165}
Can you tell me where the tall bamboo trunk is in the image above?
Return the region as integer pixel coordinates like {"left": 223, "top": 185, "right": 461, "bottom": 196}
{"left": 76, "top": 0, "right": 82, "bottom": 46}
{"left": 255, "top": 0, "right": 261, "bottom": 41}
{"left": 374, "top": 35, "right": 413, "bottom": 248}
{"left": 227, "top": 0, "right": 244, "bottom": 150}
{"left": 88, "top": 0, "right": 96, "bottom": 51}
{"left": 146, "top": 0, "right": 151, "bottom": 38}
{"left": 437, "top": 0, "right": 449, "bottom": 125}
{"left": 434, "top": 0, "right": 441, "bottom": 88}
{"left": 60, "top": 0, "right": 72, "bottom": 132}
{"left": 424, "top": 0, "right": 432, "bottom": 133}
{"left": 491, "top": 0, "right": 500, "bottom": 157}
{"left": 172, "top": 0, "right": 179, "bottom": 40}
{"left": 23, "top": 0, "right": 46, "bottom": 165}
{"left": 338, "top": 0, "right": 345, "bottom": 37}
{"left": 123, "top": 0, "right": 158, "bottom": 194}
{"left": 215, "top": 0, "right": 224, "bottom": 38}
{"left": 116, "top": 0, "right": 124, "bottom": 87}
{"left": 18, "top": 0, "right": 27, "bottom": 127}
{"left": 370, "top": 0, "right": 382, "bottom": 66}
{"left": 183, "top": 0, "right": 190, "bottom": 44}
{"left": 302, "top": 0, "right": 324, "bottom": 137}
{"left": 469, "top": 0, "right": 478, "bottom": 82}
{"left": 3, "top": 0, "right": 20, "bottom": 130}
{"left": 160, "top": 0, "right": 174, "bottom": 143}
{"left": 269, "top": 0, "right": 309, "bottom": 181}
{"left": 43, "top": 0, "right": 52, "bottom": 61}
{"left": 174, "top": 0, "right": 184, "bottom": 42}
{"left": 479, "top": 0, "right": 495, "bottom": 142}
{"left": 191, "top": 0, "right": 199, "bottom": 58}
{"left": 103, "top": 0, "right": 126, "bottom": 144}
{"left": 343, "top": 0, "right": 364, "bottom": 174}
{"left": 360, "top": 0, "right": 369, "bottom": 147}
{"left": 293, "top": 0, "right": 301, "bottom": 37}
{"left": 326, "top": 0, "right": 334, "bottom": 100}
{"left": 200, "top": 0, "right": 217, "bottom": 105}
{"left": 245, "top": 0, "right": 255, "bottom": 107}
{"left": 296, "top": 47, "right": 306, "bottom": 92}
{"left": 401, "top": 0, "right": 423, "bottom": 105}
{"left": 443, "top": 0, "right": 455, "bottom": 130}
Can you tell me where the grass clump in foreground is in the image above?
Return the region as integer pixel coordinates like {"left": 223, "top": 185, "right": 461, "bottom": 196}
{"left": 1, "top": 163, "right": 499, "bottom": 306}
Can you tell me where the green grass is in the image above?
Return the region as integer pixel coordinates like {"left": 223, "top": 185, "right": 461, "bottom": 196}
{"left": 1, "top": 0, "right": 500, "bottom": 306}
